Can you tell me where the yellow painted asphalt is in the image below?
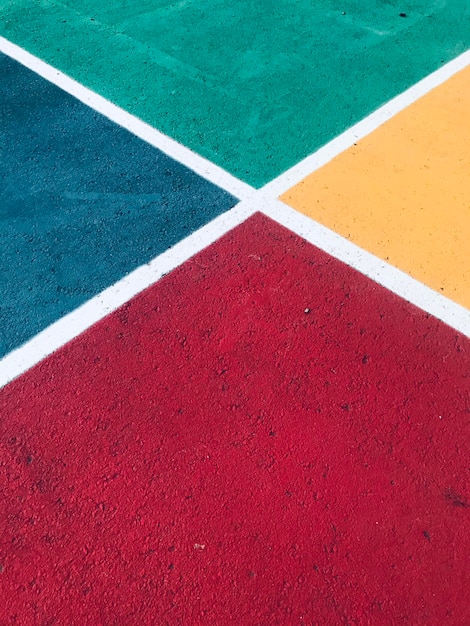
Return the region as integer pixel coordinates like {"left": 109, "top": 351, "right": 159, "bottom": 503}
{"left": 282, "top": 67, "right": 470, "bottom": 310}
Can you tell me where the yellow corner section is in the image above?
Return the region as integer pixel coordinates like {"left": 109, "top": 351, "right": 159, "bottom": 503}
{"left": 281, "top": 66, "right": 470, "bottom": 310}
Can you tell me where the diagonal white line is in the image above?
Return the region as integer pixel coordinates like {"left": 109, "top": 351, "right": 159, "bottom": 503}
{"left": 0, "top": 36, "right": 255, "bottom": 203}
{"left": 0, "top": 201, "right": 258, "bottom": 389}
{"left": 261, "top": 199, "right": 470, "bottom": 337}
{"left": 262, "top": 48, "right": 470, "bottom": 198}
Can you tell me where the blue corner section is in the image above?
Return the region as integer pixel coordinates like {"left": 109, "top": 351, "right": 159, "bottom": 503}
{"left": 0, "top": 52, "right": 238, "bottom": 358}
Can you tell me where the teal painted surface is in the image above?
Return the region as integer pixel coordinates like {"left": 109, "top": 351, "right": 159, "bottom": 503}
{"left": 1, "top": 1, "right": 469, "bottom": 186}
{"left": 0, "top": 52, "right": 236, "bottom": 358}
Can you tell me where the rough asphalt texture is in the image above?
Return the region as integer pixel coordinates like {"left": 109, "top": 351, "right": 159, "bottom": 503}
{"left": 1, "top": 215, "right": 469, "bottom": 625}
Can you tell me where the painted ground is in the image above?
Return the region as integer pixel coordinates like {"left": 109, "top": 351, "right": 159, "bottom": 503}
{"left": 0, "top": 1, "right": 469, "bottom": 624}
{"left": 1, "top": 0, "right": 469, "bottom": 185}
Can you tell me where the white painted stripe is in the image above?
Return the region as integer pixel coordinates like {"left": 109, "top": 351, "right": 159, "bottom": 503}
{"left": 262, "top": 49, "right": 470, "bottom": 197}
{"left": 261, "top": 199, "right": 470, "bottom": 337}
{"left": 0, "top": 201, "right": 257, "bottom": 389}
{"left": 0, "top": 36, "right": 254, "bottom": 202}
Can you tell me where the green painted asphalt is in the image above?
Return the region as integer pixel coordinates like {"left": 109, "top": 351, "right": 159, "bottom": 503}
{"left": 1, "top": 1, "right": 469, "bottom": 186}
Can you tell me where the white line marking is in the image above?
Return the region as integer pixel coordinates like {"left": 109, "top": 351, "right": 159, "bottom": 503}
{"left": 0, "top": 36, "right": 254, "bottom": 203}
{"left": 0, "top": 201, "right": 258, "bottom": 389}
{"left": 262, "top": 49, "right": 470, "bottom": 197}
{"left": 0, "top": 38, "right": 469, "bottom": 390}
{"left": 261, "top": 199, "right": 470, "bottom": 336}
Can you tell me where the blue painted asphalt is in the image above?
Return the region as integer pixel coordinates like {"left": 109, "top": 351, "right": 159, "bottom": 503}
{"left": 0, "top": 52, "right": 237, "bottom": 357}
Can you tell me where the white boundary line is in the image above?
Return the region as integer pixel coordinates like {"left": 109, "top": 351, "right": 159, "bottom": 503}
{"left": 263, "top": 48, "right": 470, "bottom": 197}
{"left": 0, "top": 201, "right": 258, "bottom": 388}
{"left": 0, "top": 36, "right": 254, "bottom": 203}
{"left": 1, "top": 38, "right": 469, "bottom": 389}
{"left": 262, "top": 199, "right": 470, "bottom": 336}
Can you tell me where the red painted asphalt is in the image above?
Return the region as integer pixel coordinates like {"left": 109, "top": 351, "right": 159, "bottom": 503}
{"left": 1, "top": 214, "right": 469, "bottom": 625}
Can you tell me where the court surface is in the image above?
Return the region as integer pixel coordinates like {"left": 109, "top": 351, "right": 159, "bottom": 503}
{"left": 0, "top": 2, "right": 469, "bottom": 624}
